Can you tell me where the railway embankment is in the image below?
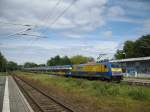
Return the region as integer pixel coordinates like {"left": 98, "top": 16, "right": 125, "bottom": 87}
{"left": 13, "top": 71, "right": 150, "bottom": 112}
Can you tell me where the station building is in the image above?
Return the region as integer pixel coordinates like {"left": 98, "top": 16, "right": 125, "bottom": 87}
{"left": 110, "top": 56, "right": 150, "bottom": 77}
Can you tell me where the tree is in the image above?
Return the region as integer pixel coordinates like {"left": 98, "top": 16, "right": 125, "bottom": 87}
{"left": 70, "top": 55, "right": 91, "bottom": 64}
{"left": 47, "top": 55, "right": 94, "bottom": 66}
{"left": 115, "top": 35, "right": 150, "bottom": 59}
{"left": 0, "top": 51, "right": 7, "bottom": 72}
{"left": 54, "top": 55, "right": 61, "bottom": 65}
{"left": 134, "top": 35, "right": 150, "bottom": 57}
{"left": 38, "top": 64, "right": 46, "bottom": 67}
{"left": 24, "top": 62, "right": 38, "bottom": 68}
{"left": 123, "top": 41, "right": 135, "bottom": 58}
{"left": 114, "top": 50, "right": 125, "bottom": 59}
{"left": 47, "top": 55, "right": 60, "bottom": 66}
{"left": 47, "top": 55, "right": 71, "bottom": 66}
{"left": 61, "top": 56, "right": 71, "bottom": 65}
{"left": 6, "top": 61, "right": 18, "bottom": 71}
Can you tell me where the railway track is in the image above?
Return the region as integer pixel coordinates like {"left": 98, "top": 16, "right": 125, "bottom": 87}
{"left": 123, "top": 78, "right": 150, "bottom": 86}
{"left": 13, "top": 76, "right": 74, "bottom": 112}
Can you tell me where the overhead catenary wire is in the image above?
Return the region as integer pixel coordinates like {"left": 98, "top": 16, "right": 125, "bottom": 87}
{"left": 15, "top": 0, "right": 78, "bottom": 64}
{"left": 24, "top": 0, "right": 78, "bottom": 46}
{"left": 41, "top": 0, "right": 62, "bottom": 26}
{"left": 0, "top": 21, "right": 34, "bottom": 27}
{"left": 9, "top": 0, "right": 64, "bottom": 51}
{"left": 0, "top": 27, "right": 32, "bottom": 39}
{"left": 16, "top": 0, "right": 62, "bottom": 39}
{"left": 29, "top": 0, "right": 78, "bottom": 46}
{"left": 16, "top": 33, "right": 47, "bottom": 38}
{"left": 39, "top": 0, "right": 77, "bottom": 35}
{"left": 1, "top": 0, "right": 77, "bottom": 39}
{"left": 0, "top": 0, "right": 78, "bottom": 71}
{"left": 0, "top": 21, "right": 35, "bottom": 38}
{"left": 0, "top": 0, "right": 62, "bottom": 39}
{"left": 39, "top": 0, "right": 77, "bottom": 40}
{"left": 47, "top": 0, "right": 77, "bottom": 28}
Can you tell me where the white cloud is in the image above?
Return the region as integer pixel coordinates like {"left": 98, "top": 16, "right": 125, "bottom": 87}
{"left": 131, "top": 19, "right": 150, "bottom": 36}
{"left": 138, "top": 19, "right": 150, "bottom": 35}
{"left": 0, "top": 0, "right": 108, "bottom": 36}
{"left": 107, "top": 6, "right": 125, "bottom": 17}
{"left": 106, "top": 5, "right": 134, "bottom": 23}
{"left": 1, "top": 40, "right": 119, "bottom": 64}
{"left": 63, "top": 32, "right": 83, "bottom": 38}
{"left": 103, "top": 30, "right": 112, "bottom": 37}
{"left": 1, "top": 0, "right": 149, "bottom": 64}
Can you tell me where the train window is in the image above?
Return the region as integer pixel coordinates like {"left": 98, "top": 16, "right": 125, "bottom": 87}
{"left": 111, "top": 63, "right": 120, "bottom": 68}
{"left": 104, "top": 65, "right": 108, "bottom": 71}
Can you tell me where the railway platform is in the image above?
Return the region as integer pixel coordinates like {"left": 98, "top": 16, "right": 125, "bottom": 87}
{"left": 0, "top": 76, "right": 34, "bottom": 112}
{"left": 123, "top": 78, "right": 150, "bottom": 86}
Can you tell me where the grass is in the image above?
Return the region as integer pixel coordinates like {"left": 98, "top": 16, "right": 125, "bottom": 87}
{"left": 14, "top": 71, "right": 150, "bottom": 112}
{"left": 0, "top": 72, "right": 8, "bottom": 76}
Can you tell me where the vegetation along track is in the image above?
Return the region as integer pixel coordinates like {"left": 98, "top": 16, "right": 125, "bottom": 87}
{"left": 13, "top": 76, "right": 74, "bottom": 112}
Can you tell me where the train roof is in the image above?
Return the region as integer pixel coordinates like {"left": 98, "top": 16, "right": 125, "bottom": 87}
{"left": 73, "top": 62, "right": 111, "bottom": 66}
{"left": 110, "top": 56, "right": 150, "bottom": 63}
{"left": 24, "top": 62, "right": 119, "bottom": 70}
{"left": 47, "top": 65, "right": 72, "bottom": 70}
{"left": 24, "top": 65, "right": 72, "bottom": 70}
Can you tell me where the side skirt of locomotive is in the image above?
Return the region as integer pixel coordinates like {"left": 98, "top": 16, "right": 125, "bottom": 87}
{"left": 65, "top": 71, "right": 122, "bottom": 82}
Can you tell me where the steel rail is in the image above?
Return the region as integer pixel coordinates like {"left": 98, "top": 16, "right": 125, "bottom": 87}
{"left": 14, "top": 76, "right": 74, "bottom": 112}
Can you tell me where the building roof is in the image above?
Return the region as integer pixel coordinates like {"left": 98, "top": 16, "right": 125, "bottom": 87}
{"left": 110, "top": 56, "right": 150, "bottom": 63}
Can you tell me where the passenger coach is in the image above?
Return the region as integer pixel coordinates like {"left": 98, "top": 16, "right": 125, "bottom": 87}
{"left": 23, "top": 62, "right": 123, "bottom": 82}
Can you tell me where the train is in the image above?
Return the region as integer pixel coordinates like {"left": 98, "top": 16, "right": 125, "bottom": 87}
{"left": 23, "top": 62, "right": 123, "bottom": 82}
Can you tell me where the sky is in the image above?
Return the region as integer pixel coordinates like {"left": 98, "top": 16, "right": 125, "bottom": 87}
{"left": 0, "top": 0, "right": 150, "bottom": 64}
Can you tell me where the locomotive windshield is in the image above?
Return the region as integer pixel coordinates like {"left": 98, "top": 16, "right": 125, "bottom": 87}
{"left": 111, "top": 63, "right": 121, "bottom": 68}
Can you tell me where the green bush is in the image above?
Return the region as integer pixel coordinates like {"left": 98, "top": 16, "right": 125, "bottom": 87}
{"left": 128, "top": 88, "right": 149, "bottom": 100}
{"left": 16, "top": 72, "right": 150, "bottom": 102}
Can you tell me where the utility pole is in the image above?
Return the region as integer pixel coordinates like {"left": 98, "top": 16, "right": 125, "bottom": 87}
{"left": 97, "top": 53, "right": 107, "bottom": 62}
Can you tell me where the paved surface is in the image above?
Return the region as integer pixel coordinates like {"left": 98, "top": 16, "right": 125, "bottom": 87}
{"left": 124, "top": 78, "right": 150, "bottom": 83}
{"left": 3, "top": 76, "right": 10, "bottom": 112}
{"left": 123, "top": 78, "right": 150, "bottom": 86}
{"left": 0, "top": 76, "right": 6, "bottom": 112}
{"left": 0, "top": 76, "right": 34, "bottom": 112}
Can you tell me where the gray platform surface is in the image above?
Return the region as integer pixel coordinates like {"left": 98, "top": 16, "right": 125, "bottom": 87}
{"left": 0, "top": 76, "right": 34, "bottom": 112}
{"left": 0, "top": 76, "right": 6, "bottom": 112}
{"left": 8, "top": 76, "right": 34, "bottom": 112}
